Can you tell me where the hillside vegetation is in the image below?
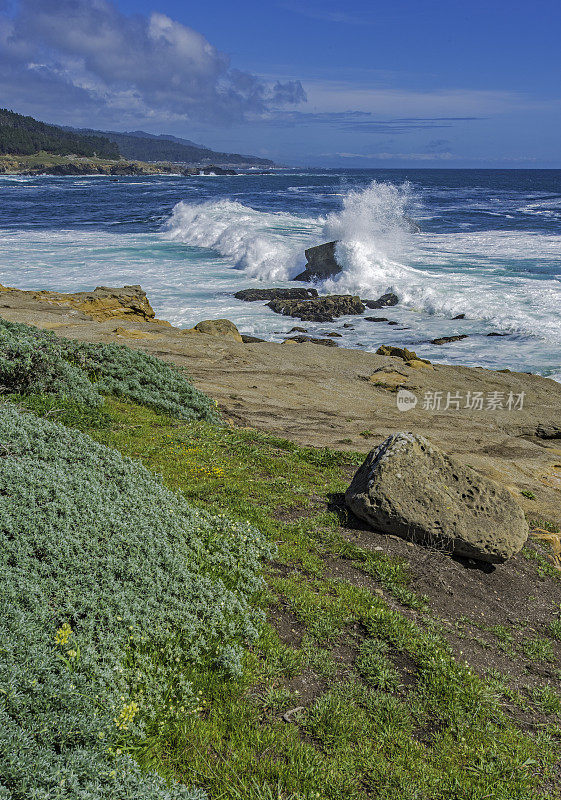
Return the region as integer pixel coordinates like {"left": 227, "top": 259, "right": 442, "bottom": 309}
{"left": 0, "top": 108, "right": 119, "bottom": 158}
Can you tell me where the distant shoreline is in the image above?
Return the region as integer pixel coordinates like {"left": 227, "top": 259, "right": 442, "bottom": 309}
{"left": 0, "top": 152, "right": 262, "bottom": 176}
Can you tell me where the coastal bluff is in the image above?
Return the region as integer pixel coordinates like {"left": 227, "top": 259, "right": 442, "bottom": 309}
{"left": 1, "top": 282, "right": 561, "bottom": 530}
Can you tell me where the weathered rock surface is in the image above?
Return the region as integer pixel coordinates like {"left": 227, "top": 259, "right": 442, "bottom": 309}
{"left": 294, "top": 241, "right": 342, "bottom": 282}
{"left": 0, "top": 283, "right": 160, "bottom": 323}
{"left": 267, "top": 294, "right": 365, "bottom": 322}
{"left": 188, "top": 319, "right": 243, "bottom": 342}
{"left": 364, "top": 293, "right": 399, "bottom": 309}
{"left": 431, "top": 334, "right": 470, "bottom": 345}
{"left": 365, "top": 316, "right": 389, "bottom": 322}
{"left": 345, "top": 433, "right": 529, "bottom": 563}
{"left": 234, "top": 288, "right": 318, "bottom": 302}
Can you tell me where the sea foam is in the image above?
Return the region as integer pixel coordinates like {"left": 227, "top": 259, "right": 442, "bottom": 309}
{"left": 165, "top": 180, "right": 561, "bottom": 342}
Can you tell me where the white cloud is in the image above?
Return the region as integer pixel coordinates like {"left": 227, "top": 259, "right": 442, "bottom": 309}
{"left": 0, "top": 0, "right": 306, "bottom": 123}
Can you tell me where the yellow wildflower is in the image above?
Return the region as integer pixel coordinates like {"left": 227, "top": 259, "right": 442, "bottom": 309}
{"left": 114, "top": 700, "right": 139, "bottom": 730}
{"left": 54, "top": 622, "right": 72, "bottom": 647}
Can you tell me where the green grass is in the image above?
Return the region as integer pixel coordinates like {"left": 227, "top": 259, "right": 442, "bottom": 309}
{"left": 7, "top": 394, "right": 561, "bottom": 800}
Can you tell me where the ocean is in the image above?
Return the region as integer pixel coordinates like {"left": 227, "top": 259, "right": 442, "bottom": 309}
{"left": 0, "top": 168, "right": 560, "bottom": 379}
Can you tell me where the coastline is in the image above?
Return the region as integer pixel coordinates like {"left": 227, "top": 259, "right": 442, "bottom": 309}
{"left": 0, "top": 153, "right": 242, "bottom": 176}
{"left": 2, "top": 281, "right": 561, "bottom": 529}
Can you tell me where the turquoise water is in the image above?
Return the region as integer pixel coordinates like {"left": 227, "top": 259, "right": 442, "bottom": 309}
{"left": 0, "top": 169, "right": 560, "bottom": 378}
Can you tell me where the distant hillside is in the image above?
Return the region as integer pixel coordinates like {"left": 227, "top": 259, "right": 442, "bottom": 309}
{"left": 0, "top": 109, "right": 119, "bottom": 159}
{"left": 70, "top": 127, "right": 275, "bottom": 167}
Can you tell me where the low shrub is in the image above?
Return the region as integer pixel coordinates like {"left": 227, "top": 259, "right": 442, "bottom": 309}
{"left": 0, "top": 319, "right": 220, "bottom": 422}
{"left": 0, "top": 405, "right": 270, "bottom": 798}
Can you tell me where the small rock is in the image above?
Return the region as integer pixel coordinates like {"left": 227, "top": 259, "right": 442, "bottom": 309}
{"left": 342, "top": 323, "right": 354, "bottom": 329}
{"left": 376, "top": 345, "right": 431, "bottom": 364}
{"left": 189, "top": 319, "right": 243, "bottom": 342}
{"left": 487, "top": 332, "right": 508, "bottom": 337}
{"left": 283, "top": 335, "right": 338, "bottom": 347}
{"left": 288, "top": 326, "right": 308, "bottom": 333}
{"left": 365, "top": 316, "right": 389, "bottom": 322}
{"left": 345, "top": 432, "right": 529, "bottom": 563}
{"left": 453, "top": 314, "right": 466, "bottom": 320}
{"left": 326, "top": 332, "right": 343, "bottom": 337}
{"left": 388, "top": 321, "right": 398, "bottom": 325}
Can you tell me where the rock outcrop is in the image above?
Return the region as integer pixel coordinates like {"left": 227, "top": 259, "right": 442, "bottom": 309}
{"left": 234, "top": 288, "right": 318, "bottom": 302}
{"left": 0, "top": 283, "right": 160, "bottom": 323}
{"left": 267, "top": 294, "right": 365, "bottom": 322}
{"left": 345, "top": 433, "right": 529, "bottom": 563}
{"left": 294, "top": 241, "right": 342, "bottom": 282}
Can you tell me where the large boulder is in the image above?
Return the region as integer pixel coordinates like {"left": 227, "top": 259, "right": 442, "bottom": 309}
{"left": 188, "top": 319, "right": 243, "bottom": 342}
{"left": 345, "top": 433, "right": 528, "bottom": 563}
{"left": 267, "top": 294, "right": 365, "bottom": 322}
{"left": 234, "top": 288, "right": 318, "bottom": 302}
{"left": 294, "top": 241, "right": 342, "bottom": 282}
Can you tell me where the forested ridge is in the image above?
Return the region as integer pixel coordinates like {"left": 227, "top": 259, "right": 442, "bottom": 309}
{"left": 0, "top": 109, "right": 120, "bottom": 158}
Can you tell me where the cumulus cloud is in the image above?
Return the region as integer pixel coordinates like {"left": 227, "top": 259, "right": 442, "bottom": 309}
{"left": 0, "top": 0, "right": 306, "bottom": 124}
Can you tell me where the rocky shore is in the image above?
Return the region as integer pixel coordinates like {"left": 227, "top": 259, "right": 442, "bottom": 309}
{"left": 1, "top": 281, "right": 560, "bottom": 532}
{"left": 0, "top": 153, "right": 238, "bottom": 176}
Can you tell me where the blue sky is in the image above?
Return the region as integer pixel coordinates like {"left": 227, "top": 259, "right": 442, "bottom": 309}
{"left": 1, "top": 0, "right": 560, "bottom": 166}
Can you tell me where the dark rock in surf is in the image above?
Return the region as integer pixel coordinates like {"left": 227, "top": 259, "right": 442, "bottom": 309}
{"left": 364, "top": 316, "right": 389, "bottom": 322}
{"left": 430, "top": 335, "right": 470, "bottom": 345}
{"left": 235, "top": 288, "right": 318, "bottom": 302}
{"left": 267, "top": 294, "right": 365, "bottom": 322}
{"left": 364, "top": 293, "right": 399, "bottom": 309}
{"left": 294, "top": 241, "right": 342, "bottom": 282}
